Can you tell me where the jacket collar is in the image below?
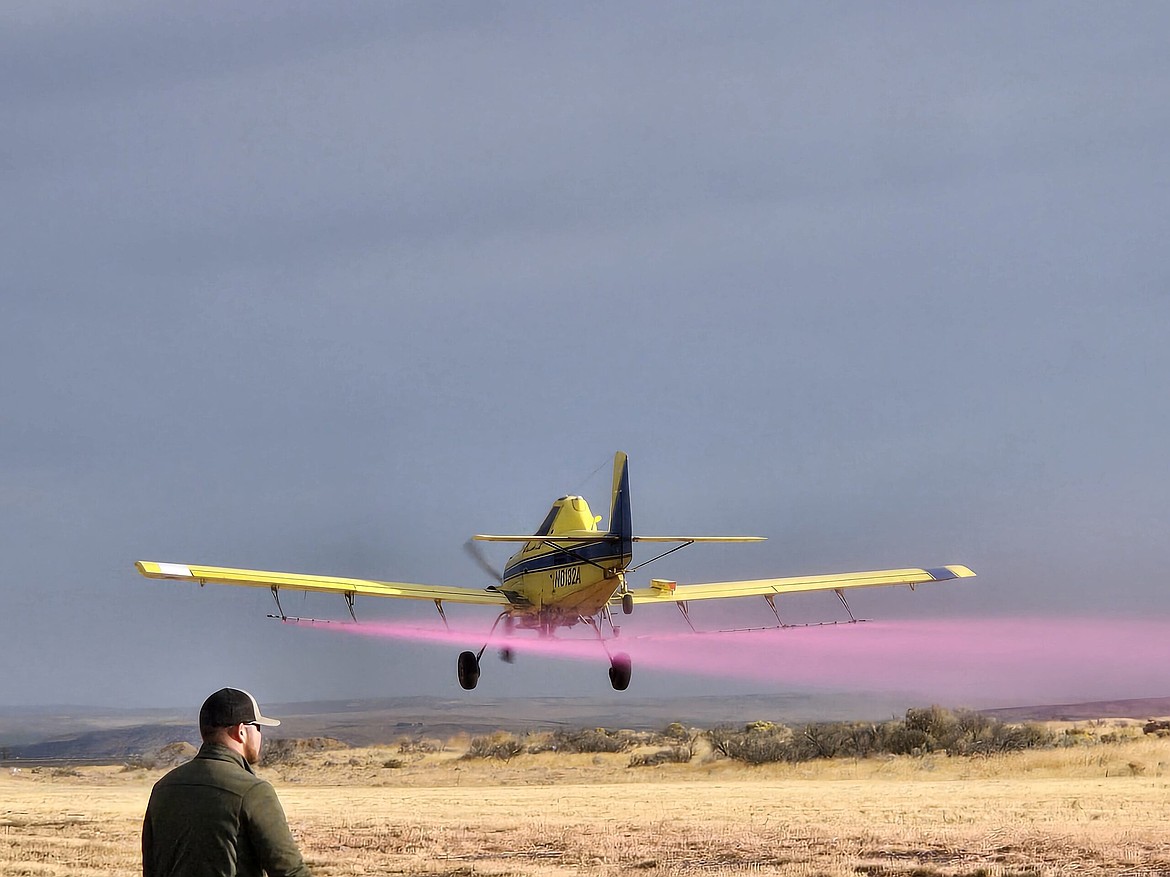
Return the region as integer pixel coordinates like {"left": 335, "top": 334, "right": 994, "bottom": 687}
{"left": 196, "top": 741, "right": 257, "bottom": 775}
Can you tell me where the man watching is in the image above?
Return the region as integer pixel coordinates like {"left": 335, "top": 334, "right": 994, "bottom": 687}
{"left": 142, "top": 687, "right": 311, "bottom": 877}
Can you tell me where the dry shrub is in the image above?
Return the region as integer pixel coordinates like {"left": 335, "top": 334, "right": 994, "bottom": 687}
{"left": 708, "top": 708, "right": 1057, "bottom": 764}
{"left": 628, "top": 746, "right": 693, "bottom": 767}
{"left": 662, "top": 721, "right": 694, "bottom": 741}
{"left": 521, "top": 731, "right": 558, "bottom": 753}
{"left": 549, "top": 728, "right": 636, "bottom": 753}
{"left": 1143, "top": 719, "right": 1170, "bottom": 736}
{"left": 261, "top": 736, "right": 348, "bottom": 766}
{"left": 124, "top": 741, "right": 198, "bottom": 770}
{"left": 708, "top": 723, "right": 793, "bottom": 765}
{"left": 464, "top": 732, "right": 525, "bottom": 761}
{"left": 628, "top": 724, "right": 701, "bottom": 766}
{"left": 397, "top": 737, "right": 444, "bottom": 754}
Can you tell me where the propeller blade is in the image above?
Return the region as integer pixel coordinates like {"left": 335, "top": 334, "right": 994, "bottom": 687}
{"left": 463, "top": 538, "right": 503, "bottom": 584}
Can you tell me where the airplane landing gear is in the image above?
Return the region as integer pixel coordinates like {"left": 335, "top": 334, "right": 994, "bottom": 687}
{"left": 457, "top": 650, "right": 480, "bottom": 690}
{"left": 608, "top": 652, "right": 632, "bottom": 691}
{"left": 457, "top": 611, "right": 512, "bottom": 690}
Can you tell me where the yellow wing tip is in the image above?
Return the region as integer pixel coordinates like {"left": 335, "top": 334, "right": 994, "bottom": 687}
{"left": 135, "top": 560, "right": 194, "bottom": 579}
{"left": 945, "top": 564, "right": 977, "bottom": 578}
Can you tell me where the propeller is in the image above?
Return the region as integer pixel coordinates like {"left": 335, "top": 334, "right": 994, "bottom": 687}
{"left": 464, "top": 540, "right": 515, "bottom": 664}
{"left": 463, "top": 539, "right": 504, "bottom": 585}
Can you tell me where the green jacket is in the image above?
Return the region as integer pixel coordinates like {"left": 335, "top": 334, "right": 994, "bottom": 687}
{"left": 142, "top": 742, "right": 311, "bottom": 877}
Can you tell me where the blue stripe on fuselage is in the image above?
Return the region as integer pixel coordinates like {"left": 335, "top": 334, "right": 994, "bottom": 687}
{"left": 502, "top": 539, "right": 625, "bottom": 583}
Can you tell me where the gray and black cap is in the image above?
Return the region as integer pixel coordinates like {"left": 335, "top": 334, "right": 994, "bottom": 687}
{"left": 199, "top": 687, "right": 281, "bottom": 728}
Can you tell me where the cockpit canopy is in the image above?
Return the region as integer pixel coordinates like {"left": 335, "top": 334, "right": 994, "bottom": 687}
{"left": 533, "top": 495, "right": 602, "bottom": 536}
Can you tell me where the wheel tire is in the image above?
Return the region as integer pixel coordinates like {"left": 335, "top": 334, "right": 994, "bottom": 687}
{"left": 608, "top": 652, "right": 632, "bottom": 691}
{"left": 457, "top": 651, "right": 480, "bottom": 690}
{"left": 621, "top": 593, "right": 634, "bottom": 615}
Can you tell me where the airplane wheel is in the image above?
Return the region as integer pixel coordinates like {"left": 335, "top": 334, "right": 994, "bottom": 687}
{"left": 621, "top": 593, "right": 634, "bottom": 615}
{"left": 609, "top": 652, "right": 632, "bottom": 691}
{"left": 457, "top": 651, "right": 480, "bottom": 690}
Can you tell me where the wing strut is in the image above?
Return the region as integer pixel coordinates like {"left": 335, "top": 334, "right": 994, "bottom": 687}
{"left": 764, "top": 594, "right": 786, "bottom": 628}
{"left": 627, "top": 540, "right": 694, "bottom": 573}
{"left": 835, "top": 588, "right": 856, "bottom": 622}
{"left": 270, "top": 587, "right": 286, "bottom": 621}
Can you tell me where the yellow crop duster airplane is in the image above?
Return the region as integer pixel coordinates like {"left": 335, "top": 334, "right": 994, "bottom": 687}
{"left": 136, "top": 452, "right": 974, "bottom": 691}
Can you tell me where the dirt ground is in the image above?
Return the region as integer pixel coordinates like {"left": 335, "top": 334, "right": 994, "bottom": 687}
{"left": 4, "top": 725, "right": 1170, "bottom": 877}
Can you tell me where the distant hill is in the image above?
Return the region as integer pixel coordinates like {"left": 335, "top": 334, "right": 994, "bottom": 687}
{"left": 6, "top": 724, "right": 198, "bottom": 760}
{"left": 6, "top": 693, "right": 1169, "bottom": 762}
{"left": 0, "top": 705, "right": 188, "bottom": 748}
{"left": 982, "top": 696, "right": 1170, "bottom": 722}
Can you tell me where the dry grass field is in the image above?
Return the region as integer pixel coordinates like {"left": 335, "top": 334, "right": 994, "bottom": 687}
{"left": 4, "top": 720, "right": 1170, "bottom": 877}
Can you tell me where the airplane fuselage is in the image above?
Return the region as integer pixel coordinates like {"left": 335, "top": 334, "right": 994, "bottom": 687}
{"left": 500, "top": 495, "right": 629, "bottom": 628}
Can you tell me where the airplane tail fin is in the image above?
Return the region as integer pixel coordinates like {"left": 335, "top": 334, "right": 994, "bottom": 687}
{"left": 608, "top": 452, "right": 633, "bottom": 563}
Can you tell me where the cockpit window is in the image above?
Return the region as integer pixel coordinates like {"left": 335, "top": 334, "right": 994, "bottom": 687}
{"left": 534, "top": 505, "right": 560, "bottom": 536}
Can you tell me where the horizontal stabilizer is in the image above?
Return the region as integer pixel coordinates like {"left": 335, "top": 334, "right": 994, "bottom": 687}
{"left": 472, "top": 531, "right": 616, "bottom": 543}
{"left": 472, "top": 533, "right": 764, "bottom": 543}
{"left": 633, "top": 535, "right": 766, "bottom": 543}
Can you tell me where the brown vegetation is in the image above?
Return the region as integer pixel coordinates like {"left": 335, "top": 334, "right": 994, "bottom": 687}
{"left": 3, "top": 715, "right": 1170, "bottom": 877}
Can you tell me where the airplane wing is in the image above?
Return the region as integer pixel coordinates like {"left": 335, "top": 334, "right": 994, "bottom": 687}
{"left": 624, "top": 564, "right": 975, "bottom": 603}
{"left": 134, "top": 561, "right": 513, "bottom": 606}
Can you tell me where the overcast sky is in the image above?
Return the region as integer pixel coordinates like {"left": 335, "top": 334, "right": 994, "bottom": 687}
{"left": 4, "top": 3, "right": 1169, "bottom": 711}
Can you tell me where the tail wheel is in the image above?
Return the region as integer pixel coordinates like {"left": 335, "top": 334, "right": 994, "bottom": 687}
{"left": 457, "top": 651, "right": 480, "bottom": 690}
{"left": 608, "top": 652, "right": 632, "bottom": 691}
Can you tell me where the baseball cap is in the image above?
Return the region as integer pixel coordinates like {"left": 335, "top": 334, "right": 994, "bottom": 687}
{"left": 199, "top": 688, "right": 281, "bottom": 728}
